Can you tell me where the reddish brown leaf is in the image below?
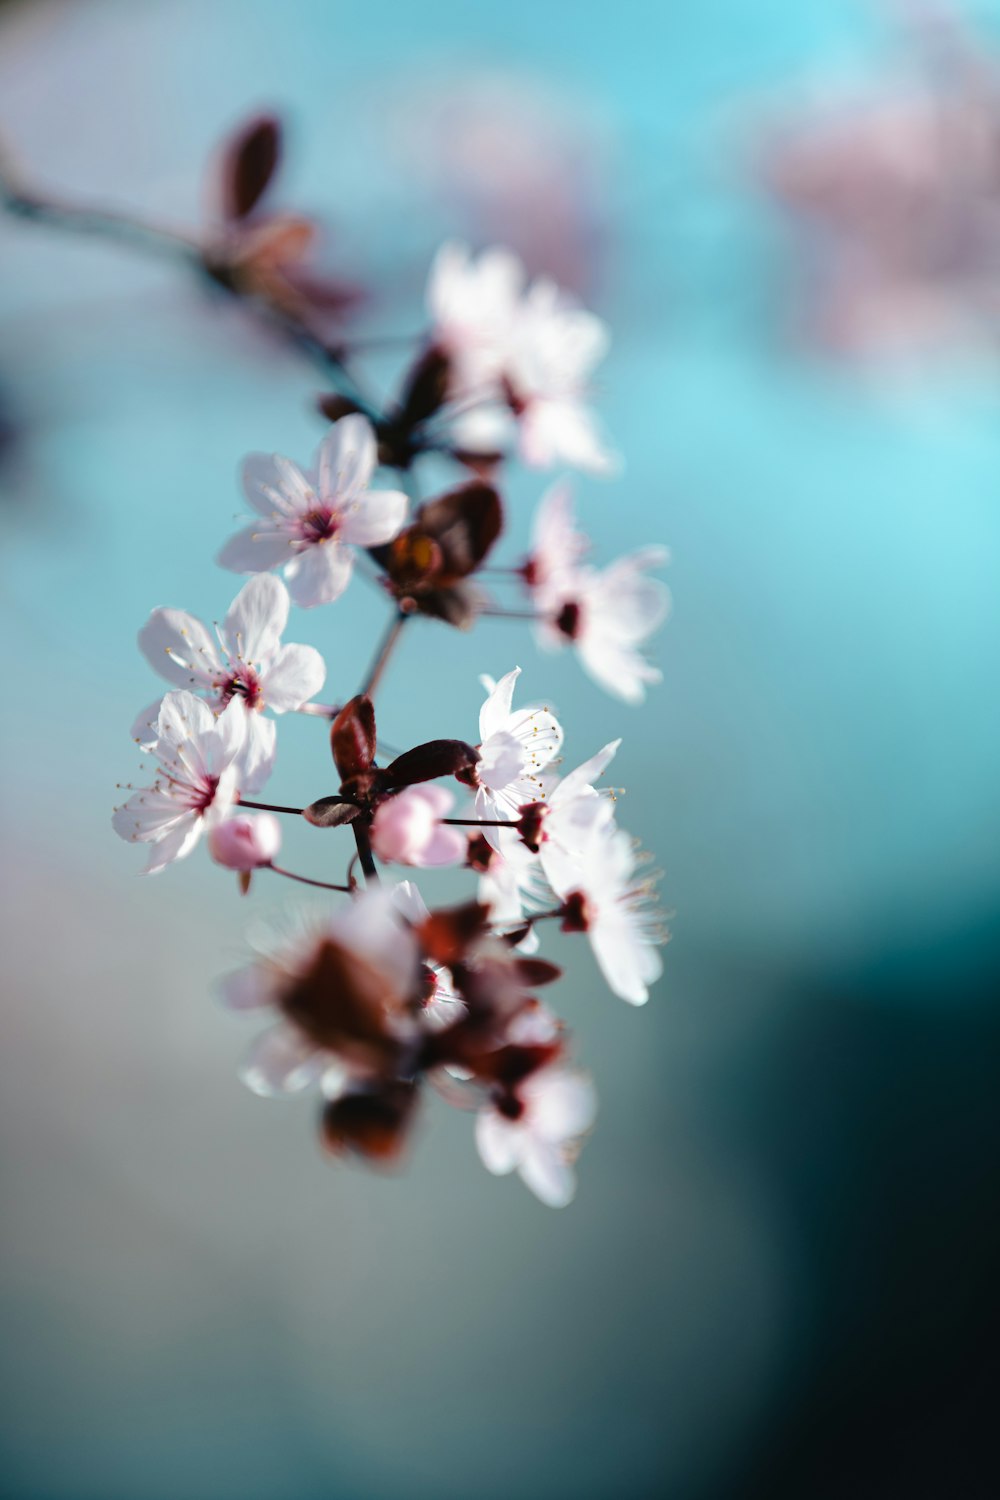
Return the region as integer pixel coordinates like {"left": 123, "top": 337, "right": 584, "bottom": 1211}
{"left": 383, "top": 739, "right": 481, "bottom": 790}
{"left": 221, "top": 114, "right": 282, "bottom": 221}
{"left": 331, "top": 695, "right": 377, "bottom": 780}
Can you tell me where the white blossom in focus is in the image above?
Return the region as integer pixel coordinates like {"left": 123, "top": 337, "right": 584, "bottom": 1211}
{"left": 133, "top": 574, "right": 325, "bottom": 792}
{"left": 476, "top": 1063, "right": 597, "bottom": 1207}
{"left": 547, "top": 811, "right": 665, "bottom": 1005}
{"left": 218, "top": 415, "right": 408, "bottom": 608}
{"left": 113, "top": 690, "right": 244, "bottom": 874}
{"left": 474, "top": 668, "right": 563, "bottom": 850}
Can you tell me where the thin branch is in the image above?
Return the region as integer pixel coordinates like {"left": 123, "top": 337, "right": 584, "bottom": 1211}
{"left": 238, "top": 798, "right": 303, "bottom": 816}
{"left": 352, "top": 823, "right": 380, "bottom": 884}
{"left": 268, "top": 864, "right": 351, "bottom": 892}
{"left": 360, "top": 609, "right": 407, "bottom": 699}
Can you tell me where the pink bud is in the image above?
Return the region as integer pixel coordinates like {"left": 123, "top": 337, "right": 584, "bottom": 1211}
{"left": 370, "top": 784, "right": 466, "bottom": 868}
{"left": 208, "top": 812, "right": 282, "bottom": 871}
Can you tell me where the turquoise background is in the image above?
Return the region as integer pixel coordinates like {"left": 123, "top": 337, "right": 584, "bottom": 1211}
{"left": 2, "top": 1, "right": 999, "bottom": 1496}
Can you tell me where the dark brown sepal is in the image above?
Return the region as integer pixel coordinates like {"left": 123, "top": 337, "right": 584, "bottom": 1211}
{"left": 395, "top": 344, "right": 451, "bottom": 427}
{"left": 331, "top": 695, "right": 377, "bottom": 779}
{"left": 238, "top": 870, "right": 253, "bottom": 896}
{"left": 303, "top": 797, "right": 362, "bottom": 828}
{"left": 418, "top": 902, "right": 492, "bottom": 967}
{"left": 514, "top": 958, "right": 562, "bottom": 988}
{"left": 383, "top": 739, "right": 481, "bottom": 790}
{"left": 321, "top": 1080, "right": 419, "bottom": 1163}
{"left": 220, "top": 114, "right": 282, "bottom": 221}
{"left": 280, "top": 937, "right": 409, "bottom": 1066}
{"left": 317, "top": 392, "right": 363, "bottom": 424}
{"left": 560, "top": 890, "right": 590, "bottom": 934}
{"left": 517, "top": 801, "right": 548, "bottom": 853}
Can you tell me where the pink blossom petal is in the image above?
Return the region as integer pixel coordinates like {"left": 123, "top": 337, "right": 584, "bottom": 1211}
{"left": 240, "top": 1023, "right": 325, "bottom": 1097}
{"left": 337, "top": 488, "right": 409, "bottom": 546}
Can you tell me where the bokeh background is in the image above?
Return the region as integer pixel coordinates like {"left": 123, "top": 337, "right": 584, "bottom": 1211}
{"left": 2, "top": 1, "right": 999, "bottom": 1496}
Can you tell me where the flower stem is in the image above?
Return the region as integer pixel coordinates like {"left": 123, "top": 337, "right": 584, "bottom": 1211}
{"left": 238, "top": 798, "right": 304, "bottom": 815}
{"left": 360, "top": 609, "right": 407, "bottom": 699}
{"left": 353, "top": 823, "right": 380, "bottom": 884}
{"left": 440, "top": 818, "right": 519, "bottom": 827}
{"left": 268, "top": 864, "right": 351, "bottom": 892}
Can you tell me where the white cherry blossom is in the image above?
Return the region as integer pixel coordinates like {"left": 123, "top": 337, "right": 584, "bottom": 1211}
{"left": 113, "top": 690, "right": 244, "bottom": 874}
{"left": 535, "top": 739, "right": 621, "bottom": 890}
{"left": 218, "top": 415, "right": 408, "bottom": 608}
{"left": 521, "top": 479, "right": 590, "bottom": 603}
{"left": 547, "top": 812, "right": 665, "bottom": 1006}
{"left": 506, "top": 278, "right": 617, "bottom": 475}
{"left": 476, "top": 1062, "right": 597, "bottom": 1208}
{"left": 132, "top": 574, "right": 325, "bottom": 792}
{"left": 474, "top": 668, "right": 563, "bottom": 850}
{"left": 536, "top": 546, "right": 670, "bottom": 705}
{"left": 427, "top": 240, "right": 523, "bottom": 395}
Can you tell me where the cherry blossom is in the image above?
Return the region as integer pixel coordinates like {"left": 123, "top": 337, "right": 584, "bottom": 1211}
{"left": 133, "top": 574, "right": 325, "bottom": 792}
{"left": 473, "top": 668, "right": 563, "bottom": 849}
{"left": 207, "top": 811, "right": 282, "bottom": 872}
{"left": 427, "top": 240, "right": 522, "bottom": 395}
{"left": 548, "top": 811, "right": 665, "bottom": 1005}
{"left": 476, "top": 1061, "right": 597, "bottom": 1208}
{"left": 113, "top": 691, "right": 244, "bottom": 874}
{"left": 506, "top": 277, "right": 617, "bottom": 474}
{"left": 217, "top": 415, "right": 408, "bottom": 607}
{"left": 532, "top": 739, "right": 621, "bottom": 889}
{"left": 219, "top": 889, "right": 421, "bottom": 1100}
{"left": 535, "top": 548, "right": 670, "bottom": 705}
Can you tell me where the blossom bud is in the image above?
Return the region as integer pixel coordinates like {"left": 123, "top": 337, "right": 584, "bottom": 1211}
{"left": 370, "top": 784, "right": 466, "bottom": 868}
{"left": 208, "top": 813, "right": 282, "bottom": 871}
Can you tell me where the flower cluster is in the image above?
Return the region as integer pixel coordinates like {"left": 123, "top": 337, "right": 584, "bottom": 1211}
{"left": 112, "top": 122, "right": 670, "bottom": 1207}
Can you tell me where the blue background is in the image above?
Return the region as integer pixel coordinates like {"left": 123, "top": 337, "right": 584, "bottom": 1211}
{"left": 2, "top": 1, "right": 999, "bottom": 1496}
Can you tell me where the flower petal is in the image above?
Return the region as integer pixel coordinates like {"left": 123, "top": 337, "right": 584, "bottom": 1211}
{"left": 240, "top": 1023, "right": 325, "bottom": 1097}
{"left": 217, "top": 523, "right": 295, "bottom": 575}
{"left": 475, "top": 1110, "right": 521, "bottom": 1176}
{"left": 138, "top": 608, "right": 220, "bottom": 690}
{"left": 479, "top": 667, "right": 521, "bottom": 742}
{"left": 316, "top": 414, "right": 376, "bottom": 500}
{"left": 338, "top": 488, "right": 409, "bottom": 546}
{"left": 220, "top": 574, "right": 289, "bottom": 666}
{"left": 262, "top": 643, "right": 326, "bottom": 712}
{"left": 283, "top": 542, "right": 353, "bottom": 607}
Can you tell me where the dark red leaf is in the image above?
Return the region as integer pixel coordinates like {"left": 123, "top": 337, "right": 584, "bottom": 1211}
{"left": 513, "top": 958, "right": 562, "bottom": 988}
{"left": 383, "top": 739, "right": 481, "bottom": 789}
{"left": 303, "top": 797, "right": 362, "bottom": 828}
{"left": 396, "top": 344, "right": 451, "bottom": 427}
{"left": 221, "top": 114, "right": 282, "bottom": 221}
{"left": 331, "top": 695, "right": 377, "bottom": 780}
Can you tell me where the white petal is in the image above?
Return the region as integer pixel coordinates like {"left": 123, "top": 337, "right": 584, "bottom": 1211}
{"left": 242, "top": 452, "right": 312, "bottom": 517}
{"left": 220, "top": 574, "right": 289, "bottom": 666}
{"left": 283, "top": 542, "right": 353, "bottom": 607}
{"left": 240, "top": 1023, "right": 325, "bottom": 1097}
{"left": 112, "top": 787, "right": 184, "bottom": 844}
{"left": 590, "top": 912, "right": 662, "bottom": 1005}
{"left": 551, "top": 740, "right": 620, "bottom": 805}
{"left": 217, "top": 965, "right": 274, "bottom": 1012}
{"left": 479, "top": 667, "right": 521, "bottom": 742}
{"left": 475, "top": 1110, "right": 522, "bottom": 1176}
{"left": 141, "top": 813, "right": 203, "bottom": 874}
{"left": 208, "top": 699, "right": 248, "bottom": 770}
{"left": 519, "top": 1144, "right": 576, "bottom": 1208}
{"left": 316, "top": 414, "right": 376, "bottom": 499}
{"left": 338, "top": 488, "right": 408, "bottom": 546}
{"left": 235, "top": 711, "right": 277, "bottom": 794}
{"left": 130, "top": 697, "right": 165, "bottom": 748}
{"left": 138, "top": 608, "right": 220, "bottom": 690}
{"left": 262, "top": 643, "right": 326, "bottom": 712}
{"left": 217, "top": 523, "right": 295, "bottom": 574}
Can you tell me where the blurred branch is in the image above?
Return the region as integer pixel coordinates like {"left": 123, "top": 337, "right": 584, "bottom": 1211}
{"left": 0, "top": 132, "right": 381, "bottom": 420}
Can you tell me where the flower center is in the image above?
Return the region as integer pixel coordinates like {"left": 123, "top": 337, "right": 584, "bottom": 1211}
{"left": 554, "top": 600, "right": 581, "bottom": 641}
{"left": 219, "top": 666, "right": 263, "bottom": 711}
{"left": 188, "top": 774, "right": 220, "bottom": 815}
{"left": 300, "top": 506, "right": 340, "bottom": 545}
